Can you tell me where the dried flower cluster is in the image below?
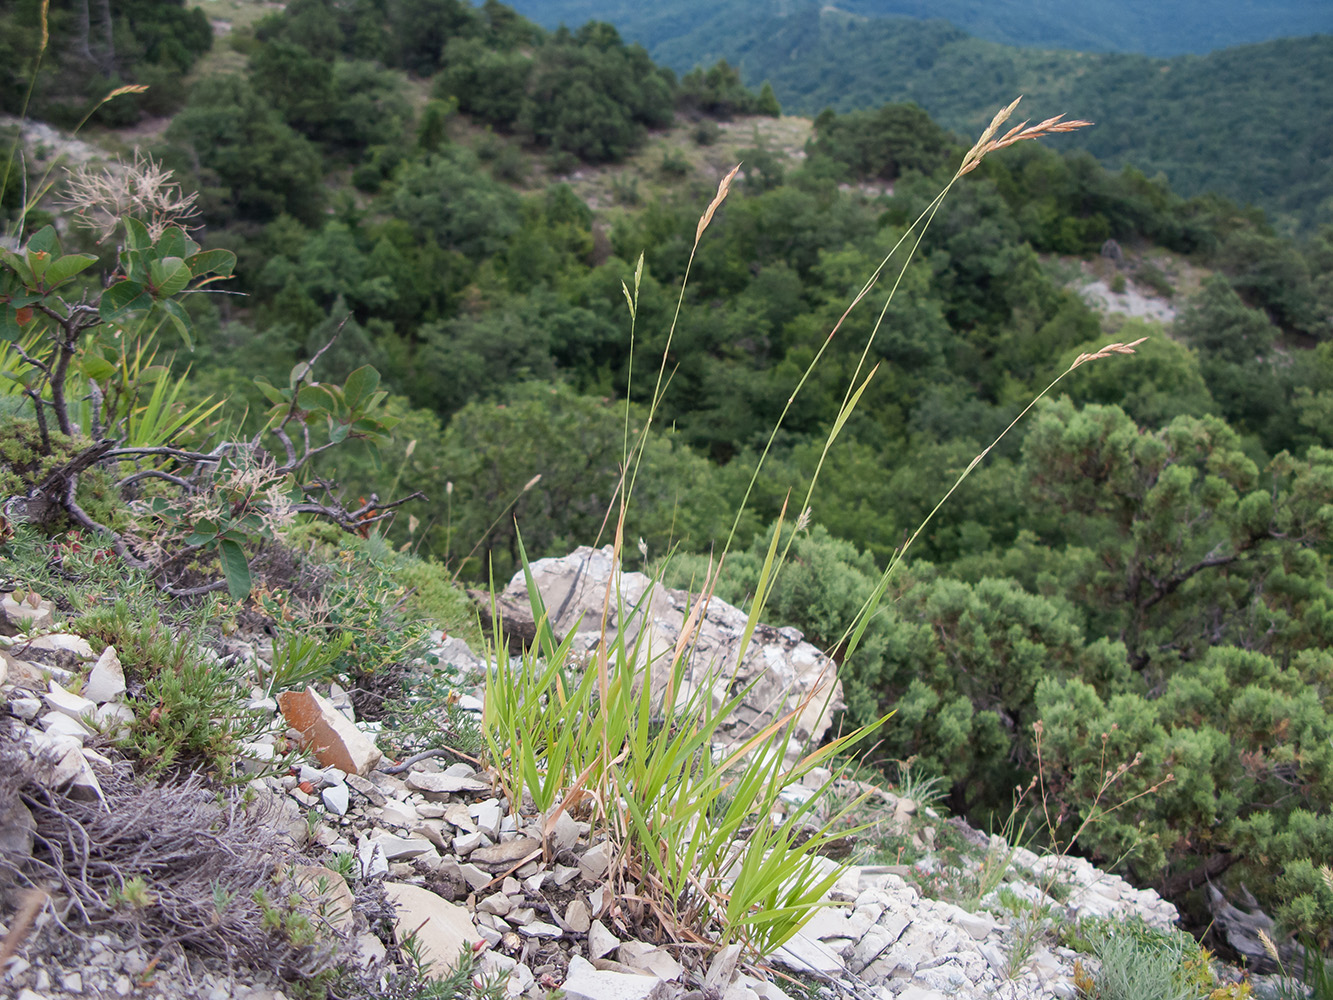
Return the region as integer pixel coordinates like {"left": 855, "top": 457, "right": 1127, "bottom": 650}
{"left": 56, "top": 151, "right": 199, "bottom": 243}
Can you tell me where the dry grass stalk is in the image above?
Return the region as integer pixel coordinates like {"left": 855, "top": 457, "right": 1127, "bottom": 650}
{"left": 1069, "top": 336, "right": 1149, "bottom": 371}
{"left": 695, "top": 163, "right": 741, "bottom": 247}
{"left": 959, "top": 97, "right": 1094, "bottom": 177}
{"left": 56, "top": 151, "right": 200, "bottom": 243}
{"left": 0, "top": 887, "right": 47, "bottom": 967}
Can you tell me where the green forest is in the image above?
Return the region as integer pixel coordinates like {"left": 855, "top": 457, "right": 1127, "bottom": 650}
{"left": 5, "top": 0, "right": 1333, "bottom": 959}
{"left": 515, "top": 0, "right": 1333, "bottom": 234}
{"left": 513, "top": 0, "right": 1333, "bottom": 57}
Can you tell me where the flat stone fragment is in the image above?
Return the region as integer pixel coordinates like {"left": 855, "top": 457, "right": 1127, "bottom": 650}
{"left": 561, "top": 956, "right": 668, "bottom": 1000}
{"left": 896, "top": 989, "right": 948, "bottom": 1000}
{"left": 2, "top": 594, "right": 54, "bottom": 630}
{"left": 588, "top": 920, "right": 620, "bottom": 960}
{"left": 83, "top": 646, "right": 126, "bottom": 703}
{"left": 40, "top": 712, "right": 92, "bottom": 741}
{"left": 470, "top": 836, "right": 541, "bottom": 867}
{"left": 45, "top": 681, "right": 97, "bottom": 723}
{"left": 951, "top": 909, "right": 999, "bottom": 940}
{"left": 474, "top": 800, "right": 503, "bottom": 837}
{"left": 406, "top": 772, "right": 489, "bottom": 797}
{"left": 773, "top": 928, "right": 844, "bottom": 976}
{"left": 384, "top": 882, "right": 483, "bottom": 978}
{"left": 617, "top": 941, "right": 683, "bottom": 981}
{"left": 454, "top": 830, "right": 486, "bottom": 854}
{"left": 358, "top": 839, "right": 389, "bottom": 879}
{"left": 28, "top": 633, "right": 94, "bottom": 659}
{"left": 517, "top": 920, "right": 563, "bottom": 938}
{"left": 564, "top": 898, "right": 591, "bottom": 933}
{"left": 290, "top": 865, "right": 356, "bottom": 933}
{"left": 460, "top": 863, "right": 493, "bottom": 891}
{"left": 371, "top": 833, "right": 436, "bottom": 860}
{"left": 345, "top": 773, "right": 387, "bottom": 806}
{"left": 322, "top": 783, "right": 350, "bottom": 816}
{"left": 278, "top": 687, "right": 382, "bottom": 776}
{"left": 579, "top": 841, "right": 612, "bottom": 878}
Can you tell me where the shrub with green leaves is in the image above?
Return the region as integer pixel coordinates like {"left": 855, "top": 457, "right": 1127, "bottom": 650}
{"left": 0, "top": 216, "right": 415, "bottom": 599}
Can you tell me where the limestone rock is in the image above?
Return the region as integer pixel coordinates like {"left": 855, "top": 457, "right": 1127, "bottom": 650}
{"left": 498, "top": 546, "right": 843, "bottom": 747}
{"left": 278, "top": 686, "right": 382, "bottom": 775}
{"left": 561, "top": 955, "right": 667, "bottom": 1000}
{"left": 44, "top": 681, "right": 96, "bottom": 723}
{"left": 588, "top": 920, "right": 620, "bottom": 960}
{"left": 383, "top": 882, "right": 482, "bottom": 977}
{"left": 470, "top": 836, "right": 541, "bottom": 867}
{"left": 406, "top": 771, "right": 489, "bottom": 797}
{"left": 1, "top": 593, "right": 53, "bottom": 631}
{"left": 290, "top": 865, "right": 356, "bottom": 934}
{"left": 83, "top": 646, "right": 126, "bottom": 703}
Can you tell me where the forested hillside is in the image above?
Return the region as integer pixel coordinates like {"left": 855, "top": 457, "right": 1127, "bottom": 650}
{"left": 513, "top": 0, "right": 1333, "bottom": 234}
{"left": 512, "top": 0, "right": 1333, "bottom": 56}
{"left": 5, "top": 0, "right": 1333, "bottom": 958}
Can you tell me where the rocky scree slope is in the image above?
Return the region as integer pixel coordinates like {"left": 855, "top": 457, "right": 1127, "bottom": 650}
{"left": 1, "top": 552, "right": 1192, "bottom": 1000}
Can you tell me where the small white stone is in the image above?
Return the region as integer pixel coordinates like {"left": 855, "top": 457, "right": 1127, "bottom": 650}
{"left": 358, "top": 839, "right": 389, "bottom": 878}
{"left": 477, "top": 893, "right": 512, "bottom": 916}
{"left": 10, "top": 697, "right": 41, "bottom": 720}
{"left": 517, "top": 920, "right": 563, "bottom": 939}
{"left": 588, "top": 919, "right": 619, "bottom": 959}
{"left": 45, "top": 681, "right": 96, "bottom": 722}
{"left": 475, "top": 800, "right": 503, "bottom": 838}
{"left": 454, "top": 830, "right": 486, "bottom": 854}
{"left": 40, "top": 711, "right": 92, "bottom": 741}
{"left": 322, "top": 783, "right": 350, "bottom": 816}
{"left": 83, "top": 646, "right": 126, "bottom": 703}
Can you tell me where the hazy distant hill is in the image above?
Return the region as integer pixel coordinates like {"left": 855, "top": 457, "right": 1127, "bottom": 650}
{"left": 513, "top": 0, "right": 1333, "bottom": 232}
{"left": 510, "top": 0, "right": 1333, "bottom": 57}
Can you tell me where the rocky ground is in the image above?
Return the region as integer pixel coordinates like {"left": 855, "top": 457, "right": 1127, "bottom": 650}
{"left": 0, "top": 566, "right": 1211, "bottom": 1000}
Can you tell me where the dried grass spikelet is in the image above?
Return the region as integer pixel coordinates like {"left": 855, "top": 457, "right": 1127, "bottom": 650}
{"left": 1258, "top": 928, "right": 1281, "bottom": 964}
{"left": 56, "top": 151, "right": 200, "bottom": 243}
{"left": 1322, "top": 864, "right": 1333, "bottom": 895}
{"left": 958, "top": 96, "right": 1093, "bottom": 177}
{"left": 695, "top": 163, "right": 741, "bottom": 248}
{"left": 1069, "top": 336, "right": 1148, "bottom": 372}
{"left": 38, "top": 0, "right": 50, "bottom": 51}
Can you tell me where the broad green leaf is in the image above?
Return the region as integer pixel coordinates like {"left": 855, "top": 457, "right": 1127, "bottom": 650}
{"left": 289, "top": 360, "right": 313, "bottom": 389}
{"left": 156, "top": 226, "right": 188, "bottom": 260}
{"left": 329, "top": 421, "right": 350, "bottom": 444}
{"left": 157, "top": 299, "right": 194, "bottom": 349}
{"left": 44, "top": 253, "right": 98, "bottom": 287}
{"left": 218, "top": 538, "right": 252, "bottom": 600}
{"left": 0, "top": 248, "right": 34, "bottom": 286}
{"left": 185, "top": 248, "right": 236, "bottom": 278}
{"left": 25, "top": 249, "right": 50, "bottom": 283}
{"left": 100, "top": 280, "right": 153, "bottom": 322}
{"left": 296, "top": 383, "right": 333, "bottom": 412}
{"left": 150, "top": 257, "right": 191, "bottom": 298}
{"left": 25, "top": 226, "right": 59, "bottom": 256}
{"left": 125, "top": 218, "right": 152, "bottom": 252}
{"left": 79, "top": 353, "right": 117, "bottom": 382}
{"left": 254, "top": 377, "right": 288, "bottom": 406}
{"left": 342, "top": 365, "right": 380, "bottom": 411}
{"left": 119, "top": 247, "right": 149, "bottom": 284}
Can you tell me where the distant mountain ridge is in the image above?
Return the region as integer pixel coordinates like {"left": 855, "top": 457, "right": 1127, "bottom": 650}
{"left": 510, "top": 0, "right": 1333, "bottom": 57}
{"left": 511, "top": 0, "right": 1333, "bottom": 232}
